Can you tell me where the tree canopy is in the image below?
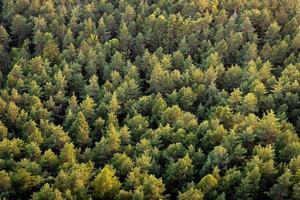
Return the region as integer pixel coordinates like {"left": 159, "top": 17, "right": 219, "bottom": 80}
{"left": 0, "top": 0, "right": 300, "bottom": 199}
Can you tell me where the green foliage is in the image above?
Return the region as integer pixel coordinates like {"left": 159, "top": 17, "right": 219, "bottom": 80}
{"left": 126, "top": 168, "right": 166, "bottom": 200}
{"left": 92, "top": 165, "right": 121, "bottom": 199}
{"left": 0, "top": 0, "right": 300, "bottom": 199}
{"left": 165, "top": 154, "right": 194, "bottom": 189}
{"left": 197, "top": 174, "right": 218, "bottom": 193}
{"left": 92, "top": 124, "right": 121, "bottom": 165}
{"left": 0, "top": 170, "right": 11, "bottom": 196}
{"left": 178, "top": 186, "right": 204, "bottom": 200}
{"left": 31, "top": 184, "right": 63, "bottom": 200}
{"left": 70, "top": 111, "right": 90, "bottom": 147}
{"left": 111, "top": 153, "right": 134, "bottom": 177}
{"left": 39, "top": 149, "right": 59, "bottom": 172}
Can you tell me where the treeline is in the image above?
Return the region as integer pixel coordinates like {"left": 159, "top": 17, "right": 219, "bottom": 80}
{"left": 0, "top": 0, "right": 300, "bottom": 199}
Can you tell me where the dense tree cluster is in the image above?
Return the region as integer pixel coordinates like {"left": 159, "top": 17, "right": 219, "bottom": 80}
{"left": 0, "top": 0, "right": 300, "bottom": 199}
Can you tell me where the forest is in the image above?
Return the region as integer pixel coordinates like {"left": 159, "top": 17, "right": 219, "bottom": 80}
{"left": 0, "top": 0, "right": 300, "bottom": 199}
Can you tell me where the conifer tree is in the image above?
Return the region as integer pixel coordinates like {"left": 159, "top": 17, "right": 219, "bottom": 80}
{"left": 92, "top": 165, "right": 121, "bottom": 199}
{"left": 70, "top": 111, "right": 90, "bottom": 147}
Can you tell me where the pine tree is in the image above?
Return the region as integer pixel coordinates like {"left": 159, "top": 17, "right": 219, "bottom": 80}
{"left": 7, "top": 64, "right": 24, "bottom": 90}
{"left": 236, "top": 166, "right": 261, "bottom": 200}
{"left": 291, "top": 29, "right": 300, "bottom": 51}
{"left": 39, "top": 149, "right": 59, "bottom": 171}
{"left": 10, "top": 14, "right": 32, "bottom": 45}
{"left": 110, "top": 153, "right": 134, "bottom": 177}
{"left": 108, "top": 92, "right": 120, "bottom": 114}
{"left": 85, "top": 75, "right": 100, "bottom": 100}
{"left": 165, "top": 154, "right": 194, "bottom": 190}
{"left": 63, "top": 28, "right": 74, "bottom": 49}
{"left": 197, "top": 174, "right": 218, "bottom": 193}
{"left": 6, "top": 101, "right": 20, "bottom": 124}
{"left": 241, "top": 93, "right": 258, "bottom": 114}
{"left": 0, "top": 170, "right": 11, "bottom": 195}
{"left": 59, "top": 143, "right": 76, "bottom": 165}
{"left": 70, "top": 111, "right": 90, "bottom": 147}
{"left": 32, "top": 183, "right": 63, "bottom": 200}
{"left": 0, "top": 121, "right": 8, "bottom": 140}
{"left": 92, "top": 124, "right": 121, "bottom": 165}
{"left": 119, "top": 22, "right": 132, "bottom": 56}
{"left": 0, "top": 25, "right": 10, "bottom": 47}
{"left": 265, "top": 22, "right": 281, "bottom": 44}
{"left": 135, "top": 33, "right": 145, "bottom": 56}
{"left": 149, "top": 64, "right": 174, "bottom": 94}
{"left": 179, "top": 187, "right": 204, "bottom": 200}
{"left": 92, "top": 165, "right": 121, "bottom": 199}
{"left": 42, "top": 40, "right": 60, "bottom": 63}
